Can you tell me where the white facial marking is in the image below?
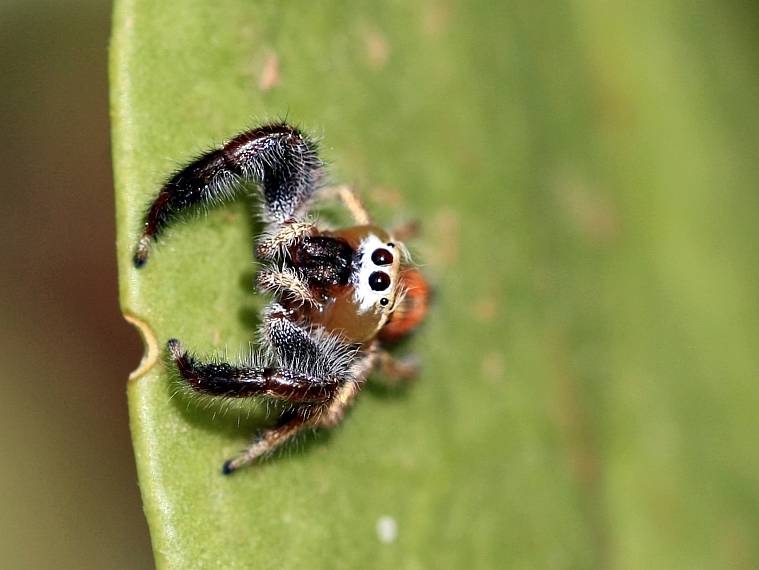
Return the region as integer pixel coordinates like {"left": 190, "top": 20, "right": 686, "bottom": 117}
{"left": 354, "top": 233, "right": 398, "bottom": 313}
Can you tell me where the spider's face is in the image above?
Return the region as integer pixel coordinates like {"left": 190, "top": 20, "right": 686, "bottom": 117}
{"left": 352, "top": 231, "right": 403, "bottom": 316}
{"left": 310, "top": 225, "right": 408, "bottom": 343}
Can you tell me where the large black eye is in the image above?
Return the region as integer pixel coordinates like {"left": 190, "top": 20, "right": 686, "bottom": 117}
{"left": 371, "top": 248, "right": 393, "bottom": 266}
{"left": 369, "top": 271, "right": 391, "bottom": 291}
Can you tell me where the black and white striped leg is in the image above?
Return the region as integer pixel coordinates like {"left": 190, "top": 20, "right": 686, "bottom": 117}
{"left": 168, "top": 312, "right": 361, "bottom": 473}
{"left": 134, "top": 123, "right": 322, "bottom": 267}
{"left": 260, "top": 303, "right": 357, "bottom": 377}
{"left": 223, "top": 345, "right": 376, "bottom": 474}
{"left": 168, "top": 339, "right": 340, "bottom": 403}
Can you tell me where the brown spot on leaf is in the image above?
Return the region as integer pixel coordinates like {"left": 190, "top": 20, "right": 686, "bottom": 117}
{"left": 719, "top": 517, "right": 755, "bottom": 570}
{"left": 421, "top": 1, "right": 451, "bottom": 37}
{"left": 547, "top": 327, "right": 609, "bottom": 566}
{"left": 481, "top": 351, "right": 505, "bottom": 383}
{"left": 363, "top": 28, "right": 390, "bottom": 69}
{"left": 473, "top": 296, "right": 498, "bottom": 322}
{"left": 258, "top": 51, "right": 280, "bottom": 91}
{"left": 554, "top": 169, "right": 620, "bottom": 244}
{"left": 586, "top": 51, "right": 637, "bottom": 133}
{"left": 221, "top": 211, "right": 240, "bottom": 223}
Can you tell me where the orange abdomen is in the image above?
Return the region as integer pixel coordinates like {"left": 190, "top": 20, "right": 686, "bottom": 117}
{"left": 378, "top": 268, "right": 429, "bottom": 343}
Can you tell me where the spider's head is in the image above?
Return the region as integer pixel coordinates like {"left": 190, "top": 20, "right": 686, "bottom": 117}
{"left": 312, "top": 225, "right": 426, "bottom": 344}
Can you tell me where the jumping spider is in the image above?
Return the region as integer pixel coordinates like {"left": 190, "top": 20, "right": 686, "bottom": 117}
{"left": 134, "top": 123, "right": 428, "bottom": 474}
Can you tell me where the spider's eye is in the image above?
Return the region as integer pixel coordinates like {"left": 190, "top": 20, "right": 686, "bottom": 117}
{"left": 371, "top": 248, "right": 393, "bottom": 266}
{"left": 369, "top": 271, "right": 391, "bottom": 291}
{"left": 380, "top": 297, "right": 389, "bottom": 306}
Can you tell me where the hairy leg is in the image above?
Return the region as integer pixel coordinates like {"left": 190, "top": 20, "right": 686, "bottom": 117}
{"left": 315, "top": 345, "right": 377, "bottom": 428}
{"left": 222, "top": 412, "right": 310, "bottom": 474}
{"left": 168, "top": 339, "right": 340, "bottom": 402}
{"left": 134, "top": 123, "right": 322, "bottom": 267}
{"left": 255, "top": 220, "right": 315, "bottom": 260}
{"left": 319, "top": 185, "right": 372, "bottom": 225}
{"left": 256, "top": 268, "right": 318, "bottom": 306}
{"left": 171, "top": 309, "right": 365, "bottom": 473}
{"left": 223, "top": 348, "right": 377, "bottom": 474}
{"left": 374, "top": 349, "right": 420, "bottom": 385}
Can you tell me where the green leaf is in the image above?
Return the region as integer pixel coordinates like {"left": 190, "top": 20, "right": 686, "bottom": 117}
{"left": 111, "top": 0, "right": 759, "bottom": 568}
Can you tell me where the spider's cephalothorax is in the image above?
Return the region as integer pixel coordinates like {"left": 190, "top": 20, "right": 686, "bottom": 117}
{"left": 134, "top": 123, "right": 428, "bottom": 474}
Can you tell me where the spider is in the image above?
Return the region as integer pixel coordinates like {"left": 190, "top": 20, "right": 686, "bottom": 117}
{"left": 133, "top": 122, "right": 428, "bottom": 474}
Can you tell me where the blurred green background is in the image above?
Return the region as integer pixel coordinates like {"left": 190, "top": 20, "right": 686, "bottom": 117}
{"left": 3, "top": 0, "right": 759, "bottom": 568}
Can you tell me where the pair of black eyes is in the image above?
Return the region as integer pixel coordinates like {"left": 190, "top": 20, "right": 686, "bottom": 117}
{"left": 369, "top": 247, "right": 394, "bottom": 304}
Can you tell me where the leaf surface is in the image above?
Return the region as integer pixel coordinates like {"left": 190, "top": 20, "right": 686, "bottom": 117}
{"left": 111, "top": 1, "right": 759, "bottom": 568}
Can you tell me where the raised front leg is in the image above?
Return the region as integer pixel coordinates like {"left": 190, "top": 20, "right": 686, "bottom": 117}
{"left": 134, "top": 123, "right": 322, "bottom": 267}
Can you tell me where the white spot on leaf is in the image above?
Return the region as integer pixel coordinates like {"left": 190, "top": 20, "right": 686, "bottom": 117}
{"left": 376, "top": 515, "right": 398, "bottom": 544}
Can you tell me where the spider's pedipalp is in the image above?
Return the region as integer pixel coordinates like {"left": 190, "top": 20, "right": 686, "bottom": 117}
{"left": 255, "top": 220, "right": 316, "bottom": 260}
{"left": 256, "top": 267, "right": 318, "bottom": 307}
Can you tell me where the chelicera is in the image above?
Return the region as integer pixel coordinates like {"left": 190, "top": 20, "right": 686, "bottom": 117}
{"left": 134, "top": 123, "right": 428, "bottom": 474}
